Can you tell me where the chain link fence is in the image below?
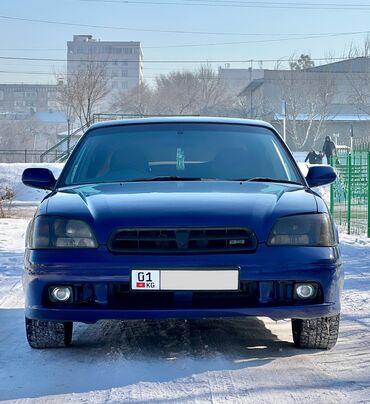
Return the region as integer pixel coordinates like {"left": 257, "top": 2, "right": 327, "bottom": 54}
{"left": 330, "top": 151, "right": 370, "bottom": 237}
{"left": 0, "top": 150, "right": 48, "bottom": 163}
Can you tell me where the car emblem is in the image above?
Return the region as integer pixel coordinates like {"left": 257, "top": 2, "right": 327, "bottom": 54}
{"left": 176, "top": 231, "right": 190, "bottom": 249}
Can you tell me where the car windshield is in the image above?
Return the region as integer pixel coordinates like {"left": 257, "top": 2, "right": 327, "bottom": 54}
{"left": 60, "top": 122, "right": 303, "bottom": 186}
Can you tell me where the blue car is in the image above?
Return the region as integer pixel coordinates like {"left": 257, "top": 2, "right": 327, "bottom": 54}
{"left": 22, "top": 117, "right": 342, "bottom": 349}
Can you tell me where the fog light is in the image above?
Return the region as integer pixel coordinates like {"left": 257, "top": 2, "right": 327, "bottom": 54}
{"left": 50, "top": 286, "right": 72, "bottom": 302}
{"left": 295, "top": 284, "right": 316, "bottom": 299}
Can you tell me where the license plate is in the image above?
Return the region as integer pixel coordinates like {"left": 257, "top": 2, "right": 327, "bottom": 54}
{"left": 131, "top": 269, "right": 239, "bottom": 291}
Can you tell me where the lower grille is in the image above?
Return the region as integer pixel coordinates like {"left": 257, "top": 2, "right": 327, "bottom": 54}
{"left": 108, "top": 227, "right": 258, "bottom": 254}
{"left": 107, "top": 281, "right": 322, "bottom": 309}
{"left": 109, "top": 281, "right": 259, "bottom": 309}
{"left": 44, "top": 281, "right": 323, "bottom": 309}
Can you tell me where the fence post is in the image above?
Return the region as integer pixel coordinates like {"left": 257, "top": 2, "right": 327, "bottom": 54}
{"left": 330, "top": 156, "right": 334, "bottom": 215}
{"left": 368, "top": 151, "right": 370, "bottom": 238}
{"left": 347, "top": 152, "right": 352, "bottom": 235}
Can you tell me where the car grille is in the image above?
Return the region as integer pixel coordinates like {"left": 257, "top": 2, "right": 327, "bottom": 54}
{"left": 108, "top": 227, "right": 258, "bottom": 254}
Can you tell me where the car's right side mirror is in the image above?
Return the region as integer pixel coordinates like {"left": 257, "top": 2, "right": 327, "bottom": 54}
{"left": 305, "top": 165, "right": 337, "bottom": 188}
{"left": 22, "top": 168, "right": 56, "bottom": 190}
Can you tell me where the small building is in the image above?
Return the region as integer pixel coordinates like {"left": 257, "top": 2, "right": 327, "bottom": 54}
{"left": 218, "top": 67, "right": 264, "bottom": 97}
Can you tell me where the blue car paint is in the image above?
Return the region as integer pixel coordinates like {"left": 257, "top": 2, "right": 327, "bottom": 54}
{"left": 23, "top": 118, "right": 343, "bottom": 323}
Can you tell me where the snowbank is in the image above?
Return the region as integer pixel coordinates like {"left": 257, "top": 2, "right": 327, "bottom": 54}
{"left": 0, "top": 163, "right": 63, "bottom": 204}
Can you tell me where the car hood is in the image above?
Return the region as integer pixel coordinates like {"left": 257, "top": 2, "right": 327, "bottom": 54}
{"left": 45, "top": 181, "right": 318, "bottom": 244}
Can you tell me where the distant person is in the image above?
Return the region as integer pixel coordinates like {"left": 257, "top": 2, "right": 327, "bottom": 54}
{"left": 316, "top": 152, "right": 323, "bottom": 164}
{"left": 305, "top": 149, "right": 323, "bottom": 164}
{"left": 322, "top": 136, "right": 336, "bottom": 164}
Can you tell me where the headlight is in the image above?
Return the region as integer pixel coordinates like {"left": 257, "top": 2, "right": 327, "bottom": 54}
{"left": 29, "top": 216, "right": 98, "bottom": 249}
{"left": 267, "top": 213, "right": 335, "bottom": 246}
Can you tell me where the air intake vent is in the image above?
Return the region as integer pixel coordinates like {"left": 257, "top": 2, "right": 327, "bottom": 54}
{"left": 108, "top": 228, "right": 258, "bottom": 254}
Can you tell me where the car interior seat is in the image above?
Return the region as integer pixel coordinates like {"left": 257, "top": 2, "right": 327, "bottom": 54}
{"left": 108, "top": 147, "right": 151, "bottom": 179}
{"left": 212, "top": 147, "right": 260, "bottom": 179}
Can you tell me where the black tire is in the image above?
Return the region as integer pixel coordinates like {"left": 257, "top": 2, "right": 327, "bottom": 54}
{"left": 25, "top": 317, "right": 73, "bottom": 349}
{"left": 291, "top": 314, "right": 340, "bottom": 349}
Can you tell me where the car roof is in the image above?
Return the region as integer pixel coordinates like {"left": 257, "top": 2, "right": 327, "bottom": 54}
{"left": 88, "top": 116, "right": 276, "bottom": 131}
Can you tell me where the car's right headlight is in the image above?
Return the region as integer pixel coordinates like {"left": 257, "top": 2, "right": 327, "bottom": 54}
{"left": 28, "top": 216, "right": 98, "bottom": 249}
{"left": 267, "top": 213, "right": 336, "bottom": 246}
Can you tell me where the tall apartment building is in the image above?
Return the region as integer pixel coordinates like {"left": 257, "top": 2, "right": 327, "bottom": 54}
{"left": 67, "top": 35, "right": 143, "bottom": 94}
{"left": 0, "top": 83, "right": 60, "bottom": 118}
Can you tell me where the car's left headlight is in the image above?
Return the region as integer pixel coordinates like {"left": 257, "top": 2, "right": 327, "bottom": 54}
{"left": 28, "top": 216, "right": 98, "bottom": 249}
{"left": 267, "top": 213, "right": 336, "bottom": 246}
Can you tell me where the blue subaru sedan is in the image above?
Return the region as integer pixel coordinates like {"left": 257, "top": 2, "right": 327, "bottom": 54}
{"left": 22, "top": 117, "right": 342, "bottom": 349}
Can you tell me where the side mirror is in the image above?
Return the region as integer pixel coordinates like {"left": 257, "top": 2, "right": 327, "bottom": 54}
{"left": 22, "top": 168, "right": 56, "bottom": 190}
{"left": 305, "top": 165, "right": 336, "bottom": 188}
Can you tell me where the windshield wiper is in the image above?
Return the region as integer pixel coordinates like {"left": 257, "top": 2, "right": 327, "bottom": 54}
{"left": 119, "top": 176, "right": 219, "bottom": 182}
{"left": 237, "top": 177, "right": 303, "bottom": 185}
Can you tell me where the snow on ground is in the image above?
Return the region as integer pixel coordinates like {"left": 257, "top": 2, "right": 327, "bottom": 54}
{"left": 0, "top": 164, "right": 63, "bottom": 204}
{"left": 0, "top": 219, "right": 369, "bottom": 403}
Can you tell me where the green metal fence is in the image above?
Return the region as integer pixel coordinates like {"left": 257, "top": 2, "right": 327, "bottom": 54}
{"left": 330, "top": 151, "right": 370, "bottom": 237}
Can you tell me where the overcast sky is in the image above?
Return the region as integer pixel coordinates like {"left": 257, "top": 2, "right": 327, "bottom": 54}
{"left": 1, "top": 0, "right": 370, "bottom": 84}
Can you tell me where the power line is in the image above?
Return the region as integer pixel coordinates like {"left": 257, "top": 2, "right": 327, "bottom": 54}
{"left": 0, "top": 55, "right": 366, "bottom": 64}
{"left": 2, "top": 14, "right": 370, "bottom": 40}
{"left": 145, "top": 32, "right": 370, "bottom": 49}
{"left": 1, "top": 32, "right": 370, "bottom": 51}
{"left": 182, "top": 0, "right": 370, "bottom": 6}
{"left": 0, "top": 32, "right": 369, "bottom": 51}
{"left": 0, "top": 14, "right": 305, "bottom": 37}
{"left": 2, "top": 67, "right": 370, "bottom": 80}
{"left": 1, "top": 33, "right": 368, "bottom": 52}
{"left": 0, "top": 48, "right": 65, "bottom": 51}
{"left": 2, "top": 14, "right": 370, "bottom": 52}
{"left": 80, "top": 0, "right": 370, "bottom": 10}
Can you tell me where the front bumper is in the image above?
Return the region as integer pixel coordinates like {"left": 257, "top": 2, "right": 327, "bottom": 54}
{"left": 23, "top": 245, "right": 343, "bottom": 322}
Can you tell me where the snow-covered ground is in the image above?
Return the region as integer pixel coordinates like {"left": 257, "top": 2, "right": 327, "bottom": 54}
{"left": 0, "top": 218, "right": 369, "bottom": 403}
{"left": 0, "top": 158, "right": 364, "bottom": 402}
{"left": 0, "top": 163, "right": 62, "bottom": 205}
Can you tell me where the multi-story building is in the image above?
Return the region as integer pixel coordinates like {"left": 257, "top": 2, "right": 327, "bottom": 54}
{"left": 67, "top": 35, "right": 143, "bottom": 94}
{"left": 238, "top": 57, "right": 370, "bottom": 150}
{"left": 0, "top": 83, "right": 60, "bottom": 118}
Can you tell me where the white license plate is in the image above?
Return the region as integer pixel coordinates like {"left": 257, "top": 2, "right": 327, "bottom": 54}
{"left": 131, "top": 269, "right": 239, "bottom": 291}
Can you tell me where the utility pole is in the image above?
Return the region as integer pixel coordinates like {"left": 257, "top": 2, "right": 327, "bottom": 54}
{"left": 281, "top": 99, "right": 287, "bottom": 142}
{"left": 333, "top": 133, "right": 339, "bottom": 147}
{"left": 67, "top": 118, "right": 71, "bottom": 157}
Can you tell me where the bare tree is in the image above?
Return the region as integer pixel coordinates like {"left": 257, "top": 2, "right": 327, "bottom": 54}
{"left": 57, "top": 62, "right": 111, "bottom": 128}
{"left": 197, "top": 65, "right": 229, "bottom": 115}
{"left": 276, "top": 71, "right": 336, "bottom": 149}
{"left": 112, "top": 82, "right": 154, "bottom": 116}
{"left": 0, "top": 118, "right": 46, "bottom": 161}
{"left": 235, "top": 80, "right": 268, "bottom": 119}
{"left": 148, "top": 65, "right": 230, "bottom": 116}
{"left": 0, "top": 187, "right": 14, "bottom": 218}
{"left": 113, "top": 66, "right": 235, "bottom": 117}
{"left": 347, "top": 68, "right": 370, "bottom": 120}
{"left": 343, "top": 41, "right": 370, "bottom": 117}
{"left": 153, "top": 70, "right": 201, "bottom": 115}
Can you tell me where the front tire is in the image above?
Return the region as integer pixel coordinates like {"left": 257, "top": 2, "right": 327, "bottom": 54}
{"left": 291, "top": 314, "right": 340, "bottom": 349}
{"left": 25, "top": 318, "right": 73, "bottom": 349}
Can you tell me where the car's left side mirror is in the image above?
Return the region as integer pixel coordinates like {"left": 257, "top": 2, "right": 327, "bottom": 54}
{"left": 305, "top": 165, "right": 336, "bottom": 188}
{"left": 22, "top": 168, "right": 56, "bottom": 190}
